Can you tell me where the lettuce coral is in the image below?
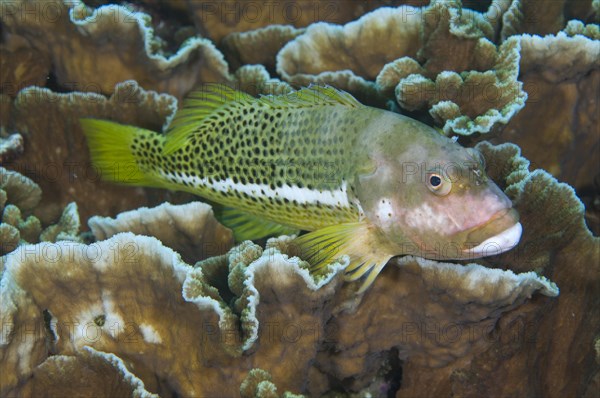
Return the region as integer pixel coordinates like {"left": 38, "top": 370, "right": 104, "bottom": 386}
{"left": 0, "top": 225, "right": 560, "bottom": 397}
{"left": 1, "top": 233, "right": 238, "bottom": 396}
{"left": 0, "top": 0, "right": 598, "bottom": 396}
{"left": 1, "top": 81, "right": 188, "bottom": 225}
{"left": 0, "top": 167, "right": 80, "bottom": 257}
{"left": 183, "top": 0, "right": 399, "bottom": 43}
{"left": 497, "top": 25, "right": 600, "bottom": 197}
{"left": 0, "top": 0, "right": 231, "bottom": 98}
{"left": 13, "top": 348, "right": 158, "bottom": 397}
{"left": 89, "top": 201, "right": 233, "bottom": 264}
{"left": 3, "top": 139, "right": 597, "bottom": 396}
{"left": 223, "top": 25, "right": 305, "bottom": 72}
{"left": 0, "top": 134, "right": 23, "bottom": 164}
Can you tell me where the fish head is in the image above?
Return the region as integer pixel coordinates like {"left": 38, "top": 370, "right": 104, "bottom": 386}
{"left": 356, "top": 118, "right": 521, "bottom": 260}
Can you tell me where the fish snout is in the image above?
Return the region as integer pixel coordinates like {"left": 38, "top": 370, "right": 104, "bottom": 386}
{"left": 462, "top": 208, "right": 522, "bottom": 258}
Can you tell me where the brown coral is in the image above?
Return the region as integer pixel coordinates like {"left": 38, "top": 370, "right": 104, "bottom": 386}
{"left": 4, "top": 140, "right": 597, "bottom": 397}
{"left": 2, "top": 81, "right": 195, "bottom": 226}
{"left": 491, "top": 23, "right": 600, "bottom": 233}
{"left": 89, "top": 201, "right": 233, "bottom": 264}
{"left": 0, "top": 0, "right": 598, "bottom": 396}
{"left": 0, "top": 0, "right": 231, "bottom": 98}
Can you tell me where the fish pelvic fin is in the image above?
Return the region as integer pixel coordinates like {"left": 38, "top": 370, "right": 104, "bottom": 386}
{"left": 215, "top": 206, "right": 299, "bottom": 241}
{"left": 80, "top": 118, "right": 166, "bottom": 188}
{"left": 163, "top": 84, "right": 254, "bottom": 155}
{"left": 293, "top": 221, "right": 394, "bottom": 293}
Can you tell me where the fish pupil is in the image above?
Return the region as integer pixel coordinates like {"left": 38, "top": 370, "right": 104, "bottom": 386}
{"left": 430, "top": 175, "right": 442, "bottom": 187}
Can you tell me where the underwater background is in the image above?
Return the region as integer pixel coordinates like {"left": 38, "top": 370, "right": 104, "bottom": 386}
{"left": 0, "top": 0, "right": 599, "bottom": 397}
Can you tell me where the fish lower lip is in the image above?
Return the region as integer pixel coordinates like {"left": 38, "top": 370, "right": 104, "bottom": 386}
{"left": 462, "top": 222, "right": 522, "bottom": 257}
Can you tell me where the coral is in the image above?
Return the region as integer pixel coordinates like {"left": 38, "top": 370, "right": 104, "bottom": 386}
{"left": 379, "top": 1, "right": 526, "bottom": 135}
{"left": 278, "top": 1, "right": 528, "bottom": 134}
{"left": 0, "top": 0, "right": 598, "bottom": 396}
{"left": 184, "top": 0, "right": 404, "bottom": 43}
{"left": 277, "top": 7, "right": 422, "bottom": 83}
{"left": 38, "top": 202, "right": 81, "bottom": 243}
{"left": 392, "top": 142, "right": 599, "bottom": 398}
{"left": 4, "top": 140, "right": 597, "bottom": 396}
{"left": 1, "top": 167, "right": 42, "bottom": 255}
{"left": 223, "top": 25, "right": 305, "bottom": 72}
{"left": 499, "top": 0, "right": 598, "bottom": 41}
{"left": 492, "top": 23, "right": 600, "bottom": 234}
{"left": 475, "top": 141, "right": 593, "bottom": 272}
{"left": 0, "top": 234, "right": 239, "bottom": 397}
{"left": 277, "top": 6, "right": 423, "bottom": 101}
{"left": 519, "top": 26, "right": 600, "bottom": 81}
{"left": 0, "top": 167, "right": 42, "bottom": 212}
{"left": 1, "top": 204, "right": 42, "bottom": 252}
{"left": 0, "top": 0, "right": 231, "bottom": 98}
{"left": 234, "top": 65, "right": 294, "bottom": 96}
{"left": 310, "top": 254, "right": 558, "bottom": 394}
{"left": 0, "top": 133, "right": 24, "bottom": 164}
{"left": 0, "top": 167, "right": 82, "bottom": 258}
{"left": 0, "top": 43, "right": 50, "bottom": 98}
{"left": 0, "top": 227, "right": 559, "bottom": 397}
{"left": 240, "top": 369, "right": 280, "bottom": 398}
{"left": 89, "top": 201, "right": 234, "bottom": 264}
{"left": 220, "top": 237, "right": 346, "bottom": 355}
{"left": 2, "top": 80, "right": 195, "bottom": 225}
{"left": 240, "top": 368, "right": 304, "bottom": 398}
{"left": 563, "top": 19, "right": 600, "bottom": 39}
{"left": 500, "top": 0, "right": 567, "bottom": 40}
{"left": 390, "top": 37, "right": 526, "bottom": 135}
{"left": 13, "top": 348, "right": 158, "bottom": 397}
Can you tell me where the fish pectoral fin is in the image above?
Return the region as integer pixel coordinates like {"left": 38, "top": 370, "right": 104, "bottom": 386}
{"left": 215, "top": 206, "right": 299, "bottom": 242}
{"left": 293, "top": 222, "right": 394, "bottom": 292}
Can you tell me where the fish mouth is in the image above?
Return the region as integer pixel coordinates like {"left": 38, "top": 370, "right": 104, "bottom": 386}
{"left": 461, "top": 208, "right": 522, "bottom": 258}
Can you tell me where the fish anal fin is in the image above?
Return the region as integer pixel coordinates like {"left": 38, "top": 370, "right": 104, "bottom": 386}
{"left": 293, "top": 222, "right": 394, "bottom": 292}
{"left": 163, "top": 84, "right": 253, "bottom": 155}
{"left": 215, "top": 206, "right": 299, "bottom": 241}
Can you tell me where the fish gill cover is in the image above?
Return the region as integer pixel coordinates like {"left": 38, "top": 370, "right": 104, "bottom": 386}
{"left": 0, "top": 0, "right": 598, "bottom": 397}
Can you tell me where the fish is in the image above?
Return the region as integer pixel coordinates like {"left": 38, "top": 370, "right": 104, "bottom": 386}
{"left": 80, "top": 84, "right": 522, "bottom": 293}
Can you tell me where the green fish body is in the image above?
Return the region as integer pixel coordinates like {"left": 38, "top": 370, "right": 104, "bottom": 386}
{"left": 82, "top": 85, "right": 522, "bottom": 292}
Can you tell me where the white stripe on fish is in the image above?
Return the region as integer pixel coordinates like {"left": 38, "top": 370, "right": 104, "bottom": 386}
{"left": 164, "top": 173, "right": 352, "bottom": 208}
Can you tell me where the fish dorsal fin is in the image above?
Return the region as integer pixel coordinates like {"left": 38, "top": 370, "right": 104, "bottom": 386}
{"left": 258, "top": 85, "right": 363, "bottom": 109}
{"left": 163, "top": 84, "right": 253, "bottom": 155}
{"left": 163, "top": 84, "right": 361, "bottom": 155}
{"left": 215, "top": 206, "right": 299, "bottom": 241}
{"left": 293, "top": 221, "right": 394, "bottom": 293}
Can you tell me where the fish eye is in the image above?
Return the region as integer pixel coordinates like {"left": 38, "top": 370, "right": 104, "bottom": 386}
{"left": 426, "top": 172, "right": 451, "bottom": 195}
{"left": 429, "top": 174, "right": 442, "bottom": 187}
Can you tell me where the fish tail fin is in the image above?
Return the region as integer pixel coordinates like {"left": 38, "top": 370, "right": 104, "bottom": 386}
{"left": 80, "top": 118, "right": 165, "bottom": 188}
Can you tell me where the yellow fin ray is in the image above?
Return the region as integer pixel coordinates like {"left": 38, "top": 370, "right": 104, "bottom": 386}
{"left": 350, "top": 261, "right": 389, "bottom": 294}
{"left": 294, "top": 222, "right": 393, "bottom": 292}
{"left": 216, "top": 206, "right": 299, "bottom": 241}
{"left": 258, "top": 85, "right": 362, "bottom": 109}
{"left": 80, "top": 118, "right": 165, "bottom": 188}
{"left": 163, "top": 84, "right": 253, "bottom": 155}
{"left": 163, "top": 84, "right": 362, "bottom": 155}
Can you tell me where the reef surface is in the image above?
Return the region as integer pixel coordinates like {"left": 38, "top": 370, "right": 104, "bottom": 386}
{"left": 1, "top": 1, "right": 598, "bottom": 397}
